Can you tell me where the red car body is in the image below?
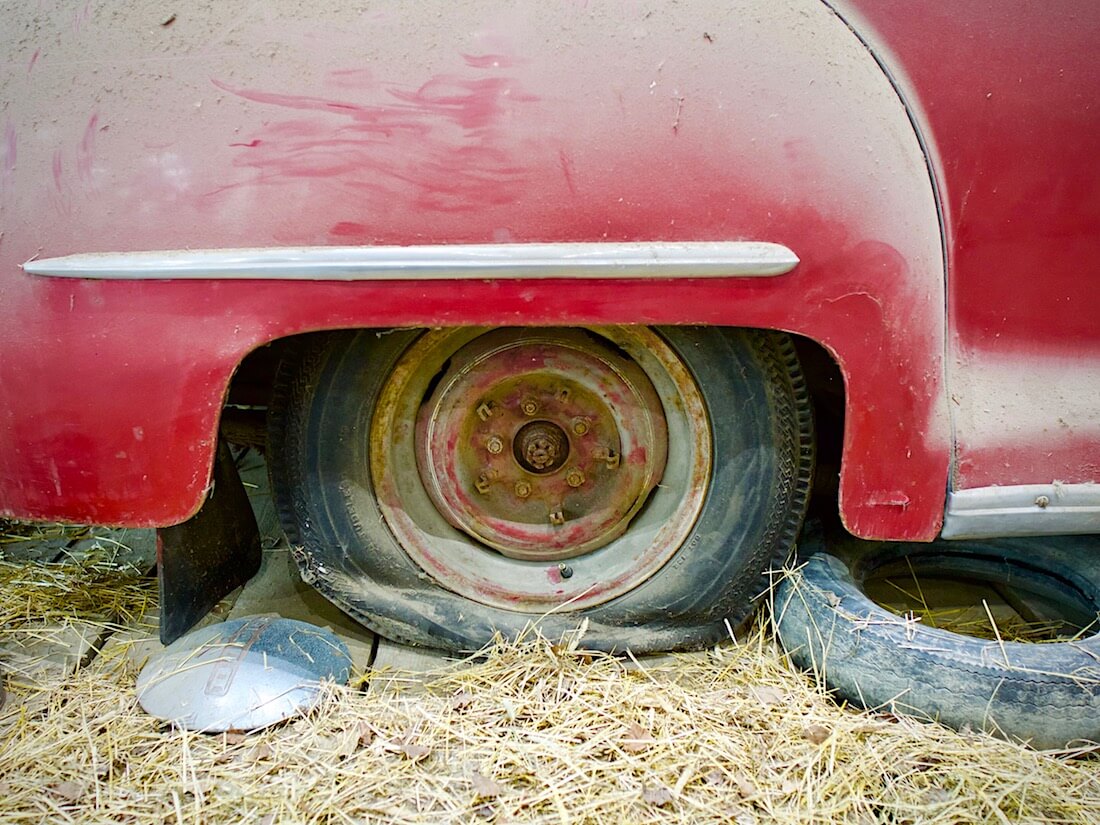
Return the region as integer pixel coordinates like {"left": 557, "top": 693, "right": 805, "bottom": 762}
{"left": 1, "top": 0, "right": 1097, "bottom": 541}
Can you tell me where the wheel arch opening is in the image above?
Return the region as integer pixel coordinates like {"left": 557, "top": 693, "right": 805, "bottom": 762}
{"left": 218, "top": 327, "right": 847, "bottom": 536}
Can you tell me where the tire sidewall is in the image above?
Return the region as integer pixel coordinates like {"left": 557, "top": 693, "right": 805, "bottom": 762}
{"left": 274, "top": 326, "right": 811, "bottom": 652}
{"left": 775, "top": 536, "right": 1100, "bottom": 749}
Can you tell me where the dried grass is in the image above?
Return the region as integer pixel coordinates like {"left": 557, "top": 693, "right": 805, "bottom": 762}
{"left": 1, "top": 556, "right": 1098, "bottom": 823}
{"left": 1, "top": 630, "right": 1097, "bottom": 822}
{"left": 0, "top": 519, "right": 90, "bottom": 547}
{"left": 0, "top": 553, "right": 156, "bottom": 630}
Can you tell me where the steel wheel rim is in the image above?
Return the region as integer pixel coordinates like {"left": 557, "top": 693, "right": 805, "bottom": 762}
{"left": 369, "top": 327, "right": 711, "bottom": 612}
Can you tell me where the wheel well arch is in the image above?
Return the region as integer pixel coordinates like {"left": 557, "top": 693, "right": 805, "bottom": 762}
{"left": 221, "top": 326, "right": 848, "bottom": 532}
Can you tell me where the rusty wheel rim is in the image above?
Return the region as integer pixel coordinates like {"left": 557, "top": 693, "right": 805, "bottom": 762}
{"left": 370, "top": 327, "right": 711, "bottom": 612}
{"left": 415, "top": 329, "right": 668, "bottom": 561}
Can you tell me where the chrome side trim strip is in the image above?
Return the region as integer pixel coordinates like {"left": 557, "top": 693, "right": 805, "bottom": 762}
{"left": 23, "top": 242, "right": 798, "bottom": 281}
{"left": 941, "top": 483, "right": 1100, "bottom": 539}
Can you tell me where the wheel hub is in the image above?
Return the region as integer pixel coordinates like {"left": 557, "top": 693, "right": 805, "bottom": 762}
{"left": 414, "top": 329, "right": 668, "bottom": 561}
{"left": 514, "top": 421, "right": 569, "bottom": 474}
{"left": 369, "top": 326, "right": 711, "bottom": 612}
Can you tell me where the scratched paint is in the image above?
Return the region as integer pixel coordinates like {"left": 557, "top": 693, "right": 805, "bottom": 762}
{"left": 209, "top": 70, "right": 541, "bottom": 217}
{"left": 1, "top": 123, "right": 14, "bottom": 194}
{"left": 949, "top": 353, "right": 1100, "bottom": 487}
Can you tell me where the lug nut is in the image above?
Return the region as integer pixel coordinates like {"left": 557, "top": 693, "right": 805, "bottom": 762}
{"left": 514, "top": 480, "right": 532, "bottom": 498}
{"left": 565, "top": 468, "right": 585, "bottom": 488}
{"left": 558, "top": 563, "right": 574, "bottom": 579}
{"left": 597, "top": 447, "right": 621, "bottom": 469}
{"left": 521, "top": 398, "right": 539, "bottom": 416}
{"left": 486, "top": 436, "right": 504, "bottom": 454}
{"left": 572, "top": 418, "right": 590, "bottom": 436}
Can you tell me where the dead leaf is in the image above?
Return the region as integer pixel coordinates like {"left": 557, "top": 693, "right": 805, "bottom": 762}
{"left": 642, "top": 785, "right": 673, "bottom": 807}
{"left": 312, "top": 734, "right": 337, "bottom": 753}
{"left": 704, "top": 770, "right": 727, "bottom": 787}
{"left": 802, "top": 724, "right": 830, "bottom": 745}
{"left": 471, "top": 771, "right": 503, "bottom": 799}
{"left": 922, "top": 787, "right": 952, "bottom": 805}
{"left": 451, "top": 691, "right": 473, "bottom": 711}
{"left": 853, "top": 721, "right": 889, "bottom": 735}
{"left": 223, "top": 731, "right": 248, "bottom": 746}
{"left": 749, "top": 686, "right": 784, "bottom": 706}
{"left": 731, "top": 773, "right": 755, "bottom": 798}
{"left": 622, "top": 721, "right": 655, "bottom": 753}
{"left": 186, "top": 778, "right": 216, "bottom": 796}
{"left": 356, "top": 721, "right": 374, "bottom": 747}
{"left": 393, "top": 736, "right": 430, "bottom": 761}
{"left": 258, "top": 814, "right": 276, "bottom": 825}
{"left": 248, "top": 743, "right": 274, "bottom": 762}
{"left": 48, "top": 780, "right": 85, "bottom": 803}
{"left": 637, "top": 695, "right": 672, "bottom": 712}
{"left": 335, "top": 729, "right": 360, "bottom": 759}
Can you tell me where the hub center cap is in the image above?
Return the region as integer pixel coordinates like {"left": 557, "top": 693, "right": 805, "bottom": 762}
{"left": 515, "top": 421, "right": 569, "bottom": 474}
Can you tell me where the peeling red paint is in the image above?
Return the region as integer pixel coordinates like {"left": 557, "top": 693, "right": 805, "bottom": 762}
{"left": 2, "top": 123, "right": 15, "bottom": 174}
{"left": 558, "top": 150, "right": 578, "bottom": 197}
{"left": 76, "top": 113, "right": 98, "bottom": 182}
{"left": 51, "top": 150, "right": 63, "bottom": 192}
{"left": 329, "top": 221, "right": 370, "bottom": 239}
{"left": 462, "top": 53, "right": 520, "bottom": 69}
{"left": 211, "top": 65, "right": 540, "bottom": 213}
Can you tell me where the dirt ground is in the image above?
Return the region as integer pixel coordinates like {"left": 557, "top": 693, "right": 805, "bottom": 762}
{"left": 1, "top": 452, "right": 1097, "bottom": 824}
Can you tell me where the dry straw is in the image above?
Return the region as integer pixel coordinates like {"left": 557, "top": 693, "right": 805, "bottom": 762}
{"left": 0, "top": 552, "right": 156, "bottom": 631}
{"left": 0, "top": 556, "right": 1098, "bottom": 823}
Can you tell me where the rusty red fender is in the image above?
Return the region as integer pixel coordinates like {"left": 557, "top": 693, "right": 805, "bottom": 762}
{"left": 0, "top": 1, "right": 947, "bottom": 540}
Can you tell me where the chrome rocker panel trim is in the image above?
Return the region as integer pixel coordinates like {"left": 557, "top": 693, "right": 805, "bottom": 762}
{"left": 941, "top": 483, "right": 1100, "bottom": 539}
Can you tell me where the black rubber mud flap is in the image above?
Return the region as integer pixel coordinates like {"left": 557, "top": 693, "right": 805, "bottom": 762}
{"left": 156, "top": 440, "right": 261, "bottom": 644}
